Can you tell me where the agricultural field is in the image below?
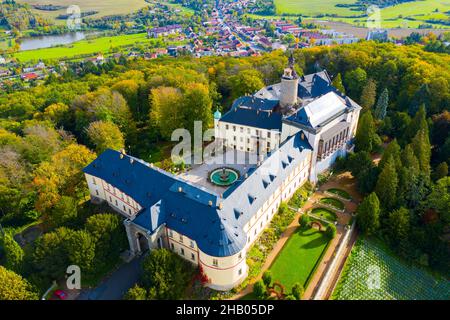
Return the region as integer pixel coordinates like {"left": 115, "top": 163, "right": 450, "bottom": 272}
{"left": 16, "top": 0, "right": 149, "bottom": 24}
{"left": 332, "top": 238, "right": 450, "bottom": 300}
{"left": 271, "top": 0, "right": 450, "bottom": 29}
{"left": 269, "top": 227, "right": 330, "bottom": 291}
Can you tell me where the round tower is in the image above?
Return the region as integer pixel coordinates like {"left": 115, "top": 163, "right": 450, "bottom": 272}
{"left": 279, "top": 54, "right": 299, "bottom": 109}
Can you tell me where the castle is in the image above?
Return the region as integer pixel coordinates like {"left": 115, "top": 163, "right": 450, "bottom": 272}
{"left": 83, "top": 59, "right": 361, "bottom": 291}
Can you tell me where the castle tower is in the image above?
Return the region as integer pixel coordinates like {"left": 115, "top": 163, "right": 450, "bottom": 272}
{"left": 279, "top": 54, "right": 299, "bottom": 110}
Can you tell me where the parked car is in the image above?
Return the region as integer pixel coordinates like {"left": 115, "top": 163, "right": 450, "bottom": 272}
{"left": 53, "top": 290, "right": 67, "bottom": 300}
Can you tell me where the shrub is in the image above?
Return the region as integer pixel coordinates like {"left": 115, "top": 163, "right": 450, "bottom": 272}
{"left": 253, "top": 280, "right": 266, "bottom": 299}
{"left": 326, "top": 224, "right": 337, "bottom": 239}
{"left": 291, "top": 282, "right": 304, "bottom": 300}
{"left": 124, "top": 284, "right": 147, "bottom": 300}
{"left": 299, "top": 214, "right": 310, "bottom": 228}
{"left": 262, "top": 270, "right": 272, "bottom": 287}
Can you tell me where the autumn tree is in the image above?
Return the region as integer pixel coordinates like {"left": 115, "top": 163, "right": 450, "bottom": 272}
{"left": 229, "top": 69, "right": 264, "bottom": 100}
{"left": 0, "top": 266, "right": 38, "bottom": 300}
{"left": 33, "top": 144, "right": 96, "bottom": 213}
{"left": 86, "top": 120, "right": 125, "bottom": 154}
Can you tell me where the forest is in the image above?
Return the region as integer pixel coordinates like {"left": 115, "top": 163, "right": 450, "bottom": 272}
{"left": 0, "top": 41, "right": 449, "bottom": 299}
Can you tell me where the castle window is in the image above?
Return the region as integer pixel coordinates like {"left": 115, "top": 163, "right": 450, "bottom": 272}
{"left": 109, "top": 196, "right": 112, "bottom": 202}
{"left": 267, "top": 131, "right": 271, "bottom": 138}
{"left": 190, "top": 240, "right": 195, "bottom": 248}
{"left": 238, "top": 253, "right": 242, "bottom": 259}
{"left": 123, "top": 205, "right": 126, "bottom": 211}
{"left": 238, "top": 268, "right": 242, "bottom": 276}
{"left": 115, "top": 200, "right": 118, "bottom": 206}
{"left": 226, "top": 124, "right": 229, "bottom": 130}
{"left": 240, "top": 127, "right": 243, "bottom": 133}
{"left": 233, "top": 126, "right": 236, "bottom": 132}
{"left": 247, "top": 128, "right": 250, "bottom": 134}
{"left": 179, "top": 235, "right": 184, "bottom": 243}
{"left": 168, "top": 230, "right": 173, "bottom": 238}
{"left": 191, "top": 253, "right": 195, "bottom": 261}
{"left": 180, "top": 248, "right": 184, "bottom": 256}
{"left": 92, "top": 177, "right": 96, "bottom": 185}
{"left": 213, "top": 259, "right": 218, "bottom": 267}
{"left": 95, "top": 190, "right": 99, "bottom": 196}
{"left": 128, "top": 208, "right": 132, "bottom": 215}
{"left": 170, "top": 243, "right": 174, "bottom": 250}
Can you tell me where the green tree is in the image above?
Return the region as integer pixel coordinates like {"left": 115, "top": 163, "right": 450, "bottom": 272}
{"left": 46, "top": 195, "right": 78, "bottom": 229}
{"left": 64, "top": 230, "right": 96, "bottom": 273}
{"left": 360, "top": 78, "right": 377, "bottom": 110}
{"left": 374, "top": 88, "right": 389, "bottom": 120}
{"left": 344, "top": 67, "right": 367, "bottom": 99}
{"left": 326, "top": 224, "right": 337, "bottom": 239}
{"left": 182, "top": 82, "right": 213, "bottom": 136}
{"left": 331, "top": 73, "right": 345, "bottom": 94}
{"left": 253, "top": 280, "right": 266, "bottom": 299}
{"left": 86, "top": 120, "right": 125, "bottom": 154}
{"left": 0, "top": 266, "right": 38, "bottom": 300}
{"left": 375, "top": 156, "right": 398, "bottom": 211}
{"left": 1, "top": 234, "right": 24, "bottom": 273}
{"left": 355, "top": 111, "right": 377, "bottom": 152}
{"left": 412, "top": 128, "right": 431, "bottom": 178}
{"left": 111, "top": 79, "right": 140, "bottom": 118}
{"left": 409, "top": 84, "right": 430, "bottom": 116}
{"left": 229, "top": 69, "right": 264, "bottom": 100}
{"left": 85, "top": 213, "right": 127, "bottom": 266}
{"left": 149, "top": 86, "right": 184, "bottom": 140}
{"left": 356, "top": 192, "right": 380, "bottom": 235}
{"left": 141, "top": 249, "right": 193, "bottom": 300}
{"left": 379, "top": 139, "right": 401, "bottom": 170}
{"left": 387, "top": 207, "right": 410, "bottom": 253}
{"left": 262, "top": 270, "right": 272, "bottom": 287}
{"left": 401, "top": 144, "right": 420, "bottom": 171}
{"left": 291, "top": 282, "right": 304, "bottom": 300}
{"left": 433, "top": 162, "right": 448, "bottom": 181}
{"left": 426, "top": 177, "right": 450, "bottom": 225}
{"left": 124, "top": 284, "right": 147, "bottom": 300}
{"left": 404, "top": 105, "right": 428, "bottom": 143}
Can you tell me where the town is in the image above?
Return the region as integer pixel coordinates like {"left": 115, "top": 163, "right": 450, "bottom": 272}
{"left": 0, "top": 0, "right": 449, "bottom": 305}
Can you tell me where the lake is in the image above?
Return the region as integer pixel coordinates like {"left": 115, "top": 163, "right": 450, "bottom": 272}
{"left": 18, "top": 32, "right": 89, "bottom": 51}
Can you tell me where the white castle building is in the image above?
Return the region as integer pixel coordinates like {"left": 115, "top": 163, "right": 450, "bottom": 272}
{"left": 83, "top": 58, "right": 361, "bottom": 291}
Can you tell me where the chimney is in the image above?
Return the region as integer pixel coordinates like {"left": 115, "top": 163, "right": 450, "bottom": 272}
{"left": 178, "top": 187, "right": 183, "bottom": 193}
{"left": 218, "top": 203, "right": 223, "bottom": 210}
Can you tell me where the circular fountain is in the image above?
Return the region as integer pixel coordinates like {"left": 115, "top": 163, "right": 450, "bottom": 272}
{"left": 209, "top": 167, "right": 239, "bottom": 187}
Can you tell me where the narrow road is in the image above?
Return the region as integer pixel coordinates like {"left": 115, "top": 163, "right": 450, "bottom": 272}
{"left": 77, "top": 256, "right": 143, "bottom": 300}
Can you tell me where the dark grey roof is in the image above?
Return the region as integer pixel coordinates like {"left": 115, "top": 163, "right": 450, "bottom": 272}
{"left": 220, "top": 107, "right": 282, "bottom": 131}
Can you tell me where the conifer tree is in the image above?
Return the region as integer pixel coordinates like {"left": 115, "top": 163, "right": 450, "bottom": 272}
{"left": 332, "top": 73, "right": 346, "bottom": 94}
{"left": 379, "top": 139, "right": 401, "bottom": 170}
{"left": 360, "top": 78, "right": 377, "bottom": 110}
{"left": 355, "top": 111, "right": 377, "bottom": 152}
{"left": 374, "top": 88, "right": 389, "bottom": 120}
{"left": 356, "top": 192, "right": 380, "bottom": 235}
{"left": 412, "top": 128, "right": 431, "bottom": 178}
{"left": 375, "top": 156, "right": 398, "bottom": 211}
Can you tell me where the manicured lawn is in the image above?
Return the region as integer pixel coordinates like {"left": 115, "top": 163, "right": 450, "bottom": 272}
{"left": 319, "top": 197, "right": 345, "bottom": 210}
{"left": 310, "top": 207, "right": 337, "bottom": 222}
{"left": 269, "top": 227, "right": 330, "bottom": 291}
{"left": 327, "top": 188, "right": 351, "bottom": 200}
